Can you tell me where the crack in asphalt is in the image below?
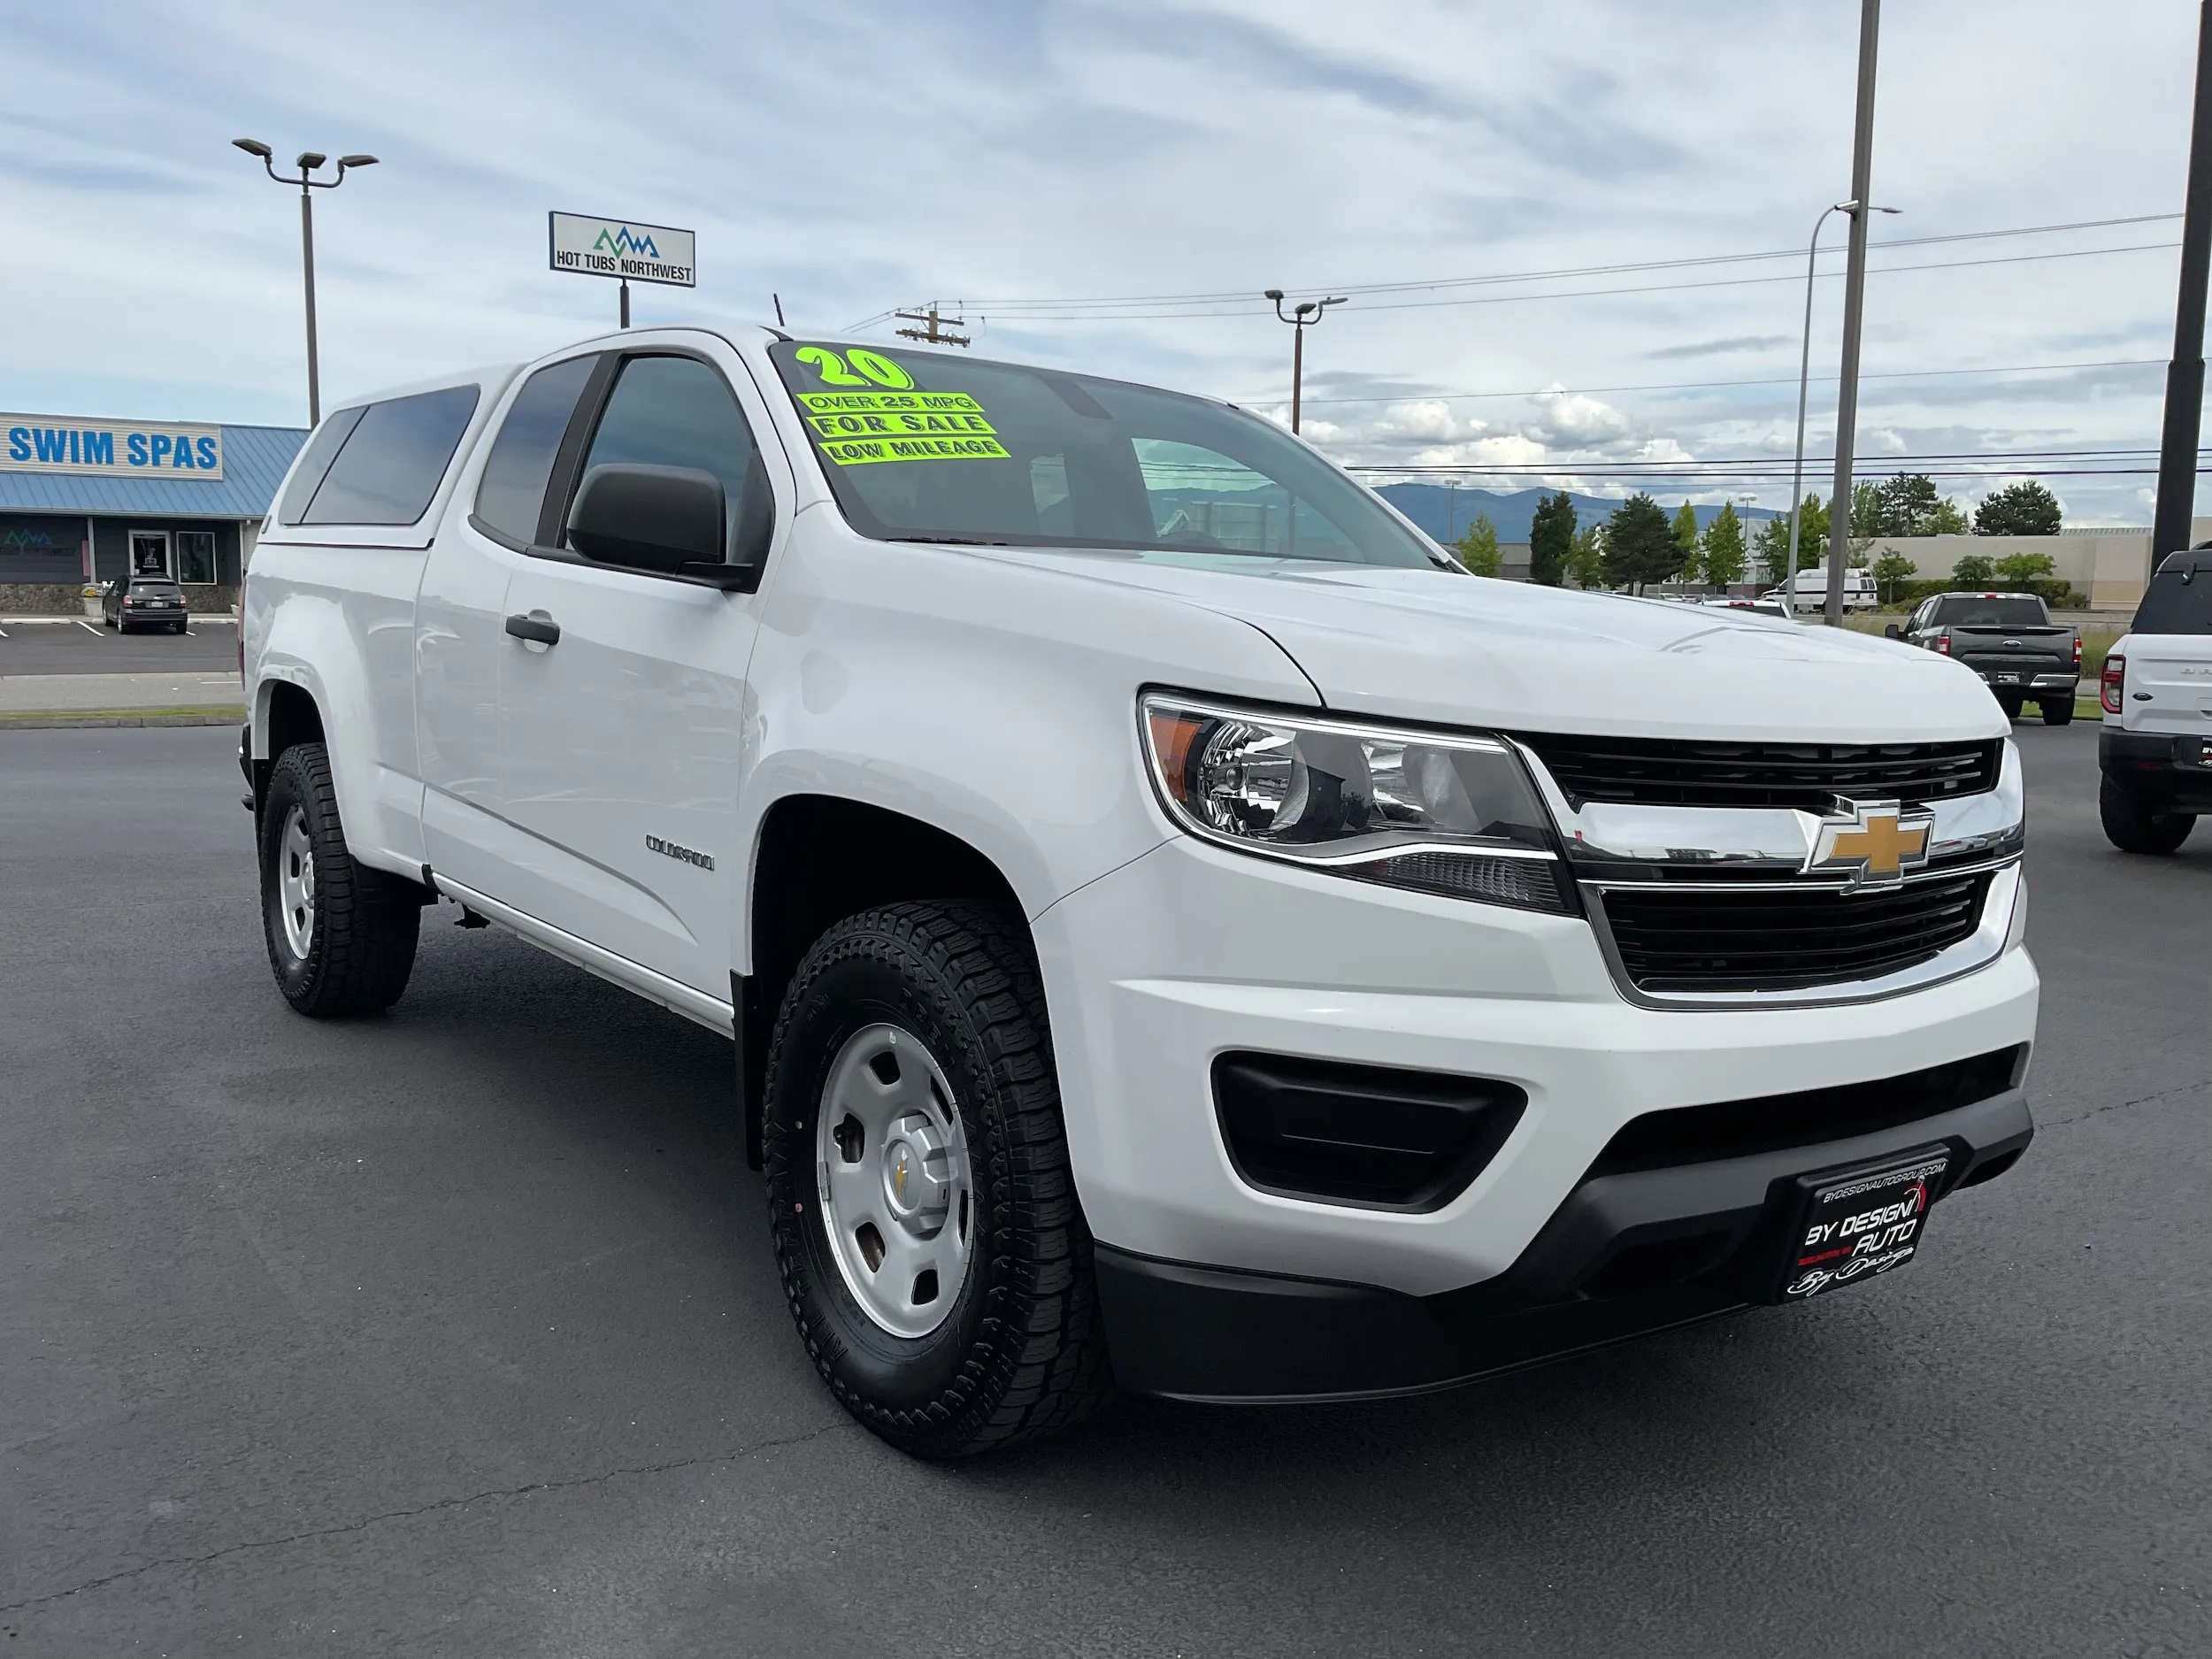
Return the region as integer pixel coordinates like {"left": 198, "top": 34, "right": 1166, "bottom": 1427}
{"left": 2044, "top": 1077, "right": 2209, "bottom": 1129}
{"left": 0, "top": 1418, "right": 855, "bottom": 1617}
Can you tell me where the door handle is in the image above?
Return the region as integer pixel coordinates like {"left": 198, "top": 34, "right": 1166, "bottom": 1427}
{"left": 504, "top": 612, "right": 560, "bottom": 646}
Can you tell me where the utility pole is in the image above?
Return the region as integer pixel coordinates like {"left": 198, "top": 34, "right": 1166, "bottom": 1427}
{"left": 2154, "top": 0, "right": 2212, "bottom": 567}
{"left": 895, "top": 304, "right": 971, "bottom": 347}
{"left": 1264, "top": 290, "right": 1347, "bottom": 434}
{"left": 1825, "top": 0, "right": 1881, "bottom": 627}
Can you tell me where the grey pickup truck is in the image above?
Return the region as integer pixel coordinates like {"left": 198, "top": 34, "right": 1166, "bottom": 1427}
{"left": 1889, "top": 592, "right": 2081, "bottom": 725}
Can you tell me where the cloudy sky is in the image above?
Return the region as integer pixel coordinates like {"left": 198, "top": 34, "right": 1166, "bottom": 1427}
{"left": 3, "top": 0, "right": 2200, "bottom": 522}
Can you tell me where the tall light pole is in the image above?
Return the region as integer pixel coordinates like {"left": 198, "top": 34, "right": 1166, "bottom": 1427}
{"left": 1824, "top": 0, "right": 1883, "bottom": 627}
{"left": 233, "top": 140, "right": 379, "bottom": 426}
{"left": 2152, "top": 0, "right": 2212, "bottom": 567}
{"left": 1264, "top": 289, "right": 1347, "bottom": 434}
{"left": 1784, "top": 199, "right": 1897, "bottom": 618}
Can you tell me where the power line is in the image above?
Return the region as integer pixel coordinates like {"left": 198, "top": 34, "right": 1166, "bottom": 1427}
{"left": 931, "top": 213, "right": 2183, "bottom": 313}
{"left": 845, "top": 211, "right": 2182, "bottom": 333}
{"left": 951, "top": 241, "right": 2180, "bottom": 325}
{"left": 1242, "top": 355, "right": 2168, "bottom": 410}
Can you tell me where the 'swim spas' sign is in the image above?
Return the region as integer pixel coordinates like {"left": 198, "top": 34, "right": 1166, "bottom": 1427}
{"left": 548, "top": 211, "right": 696, "bottom": 288}
{"left": 3, "top": 415, "right": 223, "bottom": 479}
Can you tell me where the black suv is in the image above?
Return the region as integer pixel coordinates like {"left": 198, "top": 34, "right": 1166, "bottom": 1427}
{"left": 103, "top": 578, "right": 190, "bottom": 634}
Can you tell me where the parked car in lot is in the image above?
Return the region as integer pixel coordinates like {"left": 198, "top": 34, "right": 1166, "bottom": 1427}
{"left": 103, "top": 576, "right": 189, "bottom": 633}
{"left": 2099, "top": 541, "right": 2212, "bottom": 854}
{"left": 240, "top": 327, "right": 2039, "bottom": 1456}
{"left": 1763, "top": 566, "right": 1878, "bottom": 613}
{"left": 1887, "top": 592, "right": 2081, "bottom": 724}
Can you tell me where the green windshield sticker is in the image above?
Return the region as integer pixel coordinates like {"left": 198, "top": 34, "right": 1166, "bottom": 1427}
{"left": 798, "top": 389, "right": 1009, "bottom": 465}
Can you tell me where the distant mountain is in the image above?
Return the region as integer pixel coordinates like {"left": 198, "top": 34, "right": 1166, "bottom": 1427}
{"left": 1374, "top": 484, "right": 1778, "bottom": 546}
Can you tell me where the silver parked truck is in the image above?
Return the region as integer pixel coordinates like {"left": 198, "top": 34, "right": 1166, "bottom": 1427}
{"left": 240, "top": 326, "right": 2038, "bottom": 1456}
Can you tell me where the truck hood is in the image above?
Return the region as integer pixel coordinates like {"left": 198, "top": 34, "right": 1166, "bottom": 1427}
{"left": 981, "top": 551, "right": 2006, "bottom": 742}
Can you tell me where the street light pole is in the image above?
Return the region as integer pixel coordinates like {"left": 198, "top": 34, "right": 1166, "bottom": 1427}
{"left": 1825, "top": 0, "right": 1883, "bottom": 627}
{"left": 1784, "top": 199, "right": 1897, "bottom": 618}
{"left": 233, "top": 140, "right": 379, "bottom": 426}
{"left": 1263, "top": 289, "right": 1347, "bottom": 434}
{"left": 2152, "top": 0, "right": 2212, "bottom": 567}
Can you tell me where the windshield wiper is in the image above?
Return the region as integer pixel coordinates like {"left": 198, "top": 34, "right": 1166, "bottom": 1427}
{"left": 889, "top": 534, "right": 1016, "bottom": 547}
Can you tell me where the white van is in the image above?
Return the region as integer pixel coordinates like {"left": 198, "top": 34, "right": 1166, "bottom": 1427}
{"left": 240, "top": 326, "right": 2038, "bottom": 1455}
{"left": 1765, "top": 565, "right": 1878, "bottom": 612}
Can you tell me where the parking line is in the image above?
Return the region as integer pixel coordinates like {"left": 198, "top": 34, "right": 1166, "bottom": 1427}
{"left": 75, "top": 620, "right": 104, "bottom": 637}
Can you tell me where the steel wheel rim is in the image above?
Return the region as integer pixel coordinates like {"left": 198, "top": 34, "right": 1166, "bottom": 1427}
{"left": 815, "top": 1022, "right": 974, "bottom": 1340}
{"left": 277, "top": 804, "right": 316, "bottom": 961}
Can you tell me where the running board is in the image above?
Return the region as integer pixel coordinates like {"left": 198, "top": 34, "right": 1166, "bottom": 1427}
{"left": 429, "top": 874, "right": 735, "bottom": 1039}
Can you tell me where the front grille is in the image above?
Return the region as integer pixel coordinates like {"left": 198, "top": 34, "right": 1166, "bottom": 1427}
{"left": 1518, "top": 733, "right": 2001, "bottom": 810}
{"left": 1598, "top": 872, "right": 1992, "bottom": 994}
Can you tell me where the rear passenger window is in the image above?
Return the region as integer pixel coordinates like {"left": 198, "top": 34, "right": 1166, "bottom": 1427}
{"left": 473, "top": 355, "right": 597, "bottom": 547}
{"left": 278, "top": 406, "right": 365, "bottom": 525}
{"left": 303, "top": 385, "right": 480, "bottom": 526}
{"left": 571, "top": 356, "right": 764, "bottom": 552}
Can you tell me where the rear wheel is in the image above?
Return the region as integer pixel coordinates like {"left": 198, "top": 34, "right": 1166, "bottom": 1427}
{"left": 763, "top": 902, "right": 1111, "bottom": 1458}
{"left": 2100, "top": 774, "right": 2195, "bottom": 855}
{"left": 258, "top": 741, "right": 422, "bottom": 1015}
{"left": 1994, "top": 692, "right": 2024, "bottom": 720}
{"left": 2039, "top": 697, "right": 2075, "bottom": 726}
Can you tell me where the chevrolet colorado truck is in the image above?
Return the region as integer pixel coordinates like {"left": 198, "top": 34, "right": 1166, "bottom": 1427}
{"left": 1888, "top": 591, "right": 2081, "bottom": 724}
{"left": 2100, "top": 542, "right": 2212, "bottom": 853}
{"left": 242, "top": 326, "right": 2039, "bottom": 1456}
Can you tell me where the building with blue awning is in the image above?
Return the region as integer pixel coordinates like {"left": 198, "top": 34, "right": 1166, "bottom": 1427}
{"left": 0, "top": 413, "right": 307, "bottom": 612}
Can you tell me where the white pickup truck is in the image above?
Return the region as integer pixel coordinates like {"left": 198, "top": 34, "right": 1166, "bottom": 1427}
{"left": 242, "top": 326, "right": 2038, "bottom": 1456}
{"left": 2099, "top": 541, "right": 2212, "bottom": 852}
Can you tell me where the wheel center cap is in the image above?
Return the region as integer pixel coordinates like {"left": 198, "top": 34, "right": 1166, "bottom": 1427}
{"left": 881, "top": 1113, "right": 951, "bottom": 1226}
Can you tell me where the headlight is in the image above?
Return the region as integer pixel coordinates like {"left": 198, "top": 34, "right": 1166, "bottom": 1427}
{"left": 1140, "top": 694, "right": 1575, "bottom": 913}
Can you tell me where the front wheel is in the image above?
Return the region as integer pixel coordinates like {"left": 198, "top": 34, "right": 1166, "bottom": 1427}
{"left": 763, "top": 902, "right": 1111, "bottom": 1457}
{"left": 2100, "top": 774, "right": 2195, "bottom": 855}
{"left": 258, "top": 742, "right": 421, "bottom": 1015}
{"left": 2039, "top": 697, "right": 2075, "bottom": 726}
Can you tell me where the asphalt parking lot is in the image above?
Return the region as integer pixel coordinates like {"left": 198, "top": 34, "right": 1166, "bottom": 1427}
{"left": 0, "top": 618, "right": 237, "bottom": 676}
{"left": 1, "top": 724, "right": 2203, "bottom": 1657}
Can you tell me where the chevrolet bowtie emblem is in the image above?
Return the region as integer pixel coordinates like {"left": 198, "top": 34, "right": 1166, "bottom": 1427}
{"left": 894, "top": 1155, "right": 909, "bottom": 1195}
{"left": 1808, "top": 797, "right": 1934, "bottom": 888}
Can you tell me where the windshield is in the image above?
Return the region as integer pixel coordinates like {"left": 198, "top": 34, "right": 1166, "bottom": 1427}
{"left": 1932, "top": 596, "right": 2048, "bottom": 628}
{"left": 770, "top": 341, "right": 1443, "bottom": 568}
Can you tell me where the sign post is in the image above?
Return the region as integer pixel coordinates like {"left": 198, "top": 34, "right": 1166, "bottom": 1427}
{"left": 548, "top": 212, "right": 698, "bottom": 329}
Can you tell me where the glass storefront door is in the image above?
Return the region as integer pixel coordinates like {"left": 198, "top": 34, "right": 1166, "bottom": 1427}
{"left": 128, "top": 530, "right": 171, "bottom": 579}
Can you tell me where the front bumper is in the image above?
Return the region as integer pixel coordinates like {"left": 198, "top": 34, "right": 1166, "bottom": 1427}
{"left": 2101, "top": 726, "right": 2212, "bottom": 810}
{"left": 1036, "top": 831, "right": 2038, "bottom": 1303}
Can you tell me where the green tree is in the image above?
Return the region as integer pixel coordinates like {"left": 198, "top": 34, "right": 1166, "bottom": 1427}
{"left": 1698, "top": 502, "right": 1747, "bottom": 590}
{"left": 1846, "top": 480, "right": 1883, "bottom": 565}
{"left": 1455, "top": 513, "right": 1503, "bottom": 577}
{"left": 1951, "top": 552, "right": 1996, "bottom": 588}
{"left": 1925, "top": 496, "right": 1970, "bottom": 535}
{"left": 1603, "top": 493, "right": 1681, "bottom": 592}
{"left": 1567, "top": 525, "right": 1607, "bottom": 589}
{"left": 1973, "top": 480, "right": 2062, "bottom": 535}
{"left": 1870, "top": 474, "right": 1939, "bottom": 537}
{"left": 1671, "top": 500, "right": 1701, "bottom": 583}
{"left": 1871, "top": 550, "right": 1918, "bottom": 603}
{"left": 1754, "top": 494, "right": 1828, "bottom": 586}
{"left": 1527, "top": 490, "right": 1575, "bottom": 587}
{"left": 1993, "top": 549, "right": 2056, "bottom": 588}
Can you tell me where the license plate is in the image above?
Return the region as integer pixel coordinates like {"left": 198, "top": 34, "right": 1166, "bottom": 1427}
{"left": 1993, "top": 672, "right": 2021, "bottom": 685}
{"left": 1774, "top": 1146, "right": 1951, "bottom": 1302}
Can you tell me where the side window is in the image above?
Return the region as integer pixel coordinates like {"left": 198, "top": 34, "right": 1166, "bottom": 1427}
{"left": 278, "top": 406, "right": 365, "bottom": 524}
{"left": 569, "top": 356, "right": 764, "bottom": 556}
{"left": 303, "top": 385, "right": 480, "bottom": 526}
{"left": 473, "top": 356, "right": 597, "bottom": 547}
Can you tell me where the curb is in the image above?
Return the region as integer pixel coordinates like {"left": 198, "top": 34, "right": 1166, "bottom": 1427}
{"left": 0, "top": 709, "right": 242, "bottom": 730}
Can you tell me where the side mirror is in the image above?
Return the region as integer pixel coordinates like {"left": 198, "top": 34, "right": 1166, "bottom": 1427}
{"left": 1883, "top": 623, "right": 1901, "bottom": 639}
{"left": 567, "top": 464, "right": 725, "bottom": 575}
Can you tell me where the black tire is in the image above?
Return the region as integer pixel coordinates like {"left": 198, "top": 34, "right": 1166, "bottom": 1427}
{"left": 1994, "top": 692, "right": 2024, "bottom": 721}
{"left": 763, "top": 902, "right": 1111, "bottom": 1458}
{"left": 258, "top": 741, "right": 421, "bottom": 1016}
{"left": 2100, "top": 774, "right": 2195, "bottom": 856}
{"left": 173, "top": 621, "right": 188, "bottom": 634}
{"left": 2039, "top": 697, "right": 2075, "bottom": 726}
